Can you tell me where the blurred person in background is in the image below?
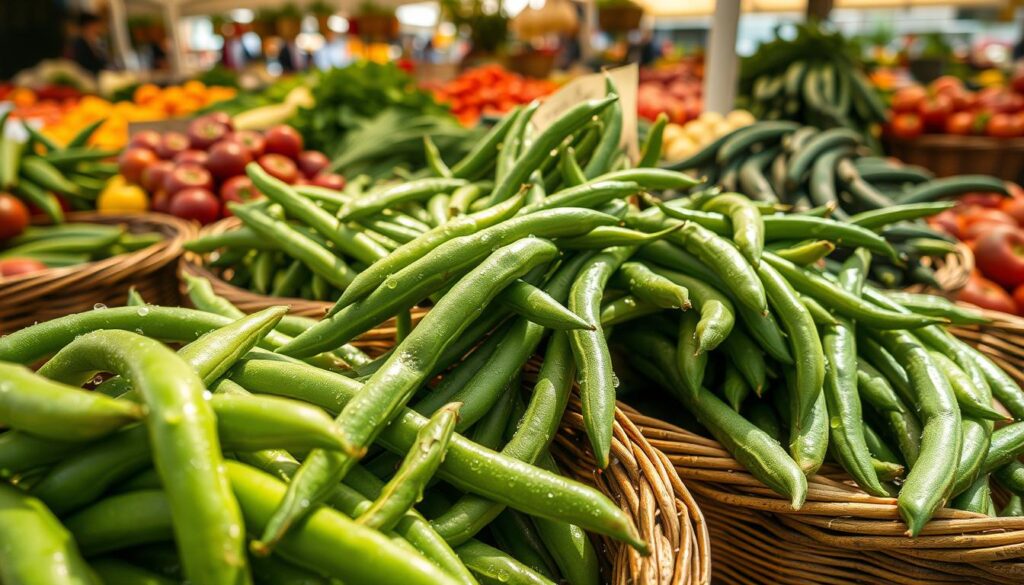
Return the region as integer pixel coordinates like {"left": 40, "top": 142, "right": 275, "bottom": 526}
{"left": 71, "top": 12, "right": 110, "bottom": 74}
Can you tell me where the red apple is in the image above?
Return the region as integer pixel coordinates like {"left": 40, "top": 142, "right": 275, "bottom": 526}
{"left": 264, "top": 125, "right": 303, "bottom": 159}
{"left": 163, "top": 163, "right": 214, "bottom": 196}
{"left": 958, "top": 273, "right": 1017, "bottom": 314}
{"left": 310, "top": 173, "right": 346, "bottom": 190}
{"left": 918, "top": 94, "right": 953, "bottom": 130}
{"left": 974, "top": 229, "right": 1024, "bottom": 288}
{"left": 1013, "top": 283, "right": 1024, "bottom": 315}
{"left": 140, "top": 160, "right": 174, "bottom": 193}
{"left": 220, "top": 175, "right": 261, "bottom": 206}
{"left": 297, "top": 151, "right": 330, "bottom": 178}
{"left": 929, "top": 210, "right": 961, "bottom": 239}
{"left": 226, "top": 130, "right": 266, "bottom": 158}
{"left": 187, "top": 117, "right": 230, "bottom": 151}
{"left": 205, "top": 112, "right": 233, "bottom": 130}
{"left": 118, "top": 147, "right": 159, "bottom": 184}
{"left": 169, "top": 188, "right": 221, "bottom": 224}
{"left": 960, "top": 209, "right": 1017, "bottom": 241}
{"left": 129, "top": 130, "right": 162, "bottom": 151}
{"left": 1000, "top": 197, "right": 1024, "bottom": 226}
{"left": 156, "top": 132, "right": 190, "bottom": 160}
{"left": 149, "top": 190, "right": 172, "bottom": 214}
{"left": 206, "top": 141, "right": 253, "bottom": 180}
{"left": 257, "top": 153, "right": 299, "bottom": 184}
{"left": 174, "top": 150, "right": 209, "bottom": 167}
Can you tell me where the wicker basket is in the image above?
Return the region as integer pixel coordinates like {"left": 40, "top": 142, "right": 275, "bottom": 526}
{"left": 629, "top": 404, "right": 1024, "bottom": 584}
{"left": 921, "top": 241, "right": 975, "bottom": 294}
{"left": 0, "top": 212, "right": 194, "bottom": 333}
{"left": 950, "top": 307, "right": 1024, "bottom": 388}
{"left": 886, "top": 134, "right": 1024, "bottom": 182}
{"left": 555, "top": 397, "right": 710, "bottom": 584}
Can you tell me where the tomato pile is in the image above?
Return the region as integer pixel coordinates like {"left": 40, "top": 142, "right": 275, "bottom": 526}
{"left": 114, "top": 114, "right": 341, "bottom": 224}
{"left": 637, "top": 61, "right": 704, "bottom": 125}
{"left": 426, "top": 65, "right": 558, "bottom": 126}
{"left": 888, "top": 75, "right": 1024, "bottom": 140}
{"left": 929, "top": 184, "right": 1024, "bottom": 314}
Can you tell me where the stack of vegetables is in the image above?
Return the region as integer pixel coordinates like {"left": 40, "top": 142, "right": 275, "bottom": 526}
{"left": 887, "top": 75, "right": 1024, "bottom": 140}
{"left": 738, "top": 24, "right": 887, "bottom": 148}
{"left": 290, "top": 61, "right": 478, "bottom": 180}
{"left": 426, "top": 65, "right": 559, "bottom": 127}
{"left": 0, "top": 111, "right": 119, "bottom": 223}
{"left": 662, "top": 119, "right": 1008, "bottom": 289}
{"left": 40, "top": 82, "right": 237, "bottom": 150}
{"left": 0, "top": 220, "right": 164, "bottom": 278}
{"left": 7, "top": 74, "right": 1024, "bottom": 584}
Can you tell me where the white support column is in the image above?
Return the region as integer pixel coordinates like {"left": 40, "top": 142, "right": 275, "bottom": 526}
{"left": 107, "top": 0, "right": 136, "bottom": 70}
{"left": 703, "top": 0, "right": 741, "bottom": 114}
{"left": 580, "top": 0, "right": 596, "bottom": 63}
{"left": 164, "top": 0, "right": 185, "bottom": 78}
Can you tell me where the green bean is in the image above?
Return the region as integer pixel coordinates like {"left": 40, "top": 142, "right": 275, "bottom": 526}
{"left": 230, "top": 202, "right": 356, "bottom": 290}
{"left": 452, "top": 106, "right": 521, "bottom": 179}
{"left": 32, "top": 331, "right": 248, "bottom": 583}
{"left": 625, "top": 329, "right": 808, "bottom": 507}
{"left": 499, "top": 279, "right": 593, "bottom": 330}
{"left": 0, "top": 483, "right": 99, "bottom": 585}
{"left": 702, "top": 193, "right": 764, "bottom": 266}
{"left": 963, "top": 344, "right": 1024, "bottom": 421}
{"left": 631, "top": 210, "right": 767, "bottom": 314}
{"left": 491, "top": 511, "right": 559, "bottom": 579}
{"left": 557, "top": 225, "right": 681, "bottom": 250}
{"left": 676, "top": 310, "right": 707, "bottom": 396}
{"left": 560, "top": 146, "right": 586, "bottom": 187}
{"left": 90, "top": 558, "right": 176, "bottom": 585}
{"left": 745, "top": 401, "right": 782, "bottom": 442}
{"left": 228, "top": 461, "right": 462, "bottom": 585}
{"left": 772, "top": 239, "right": 835, "bottom": 265}
{"left": 781, "top": 367, "right": 829, "bottom": 477}
{"left": 65, "top": 490, "right": 172, "bottom": 556}
{"left": 248, "top": 163, "right": 389, "bottom": 264}
{"left": 338, "top": 178, "right": 468, "bottom": 221}
{"left": 0, "top": 430, "right": 84, "bottom": 476}
{"left": 764, "top": 253, "right": 943, "bottom": 329}
{"left": 857, "top": 364, "right": 922, "bottom": 466}
{"left": 1002, "top": 495, "right": 1024, "bottom": 517}
{"left": 801, "top": 295, "right": 838, "bottom": 326}
{"left": 333, "top": 191, "right": 523, "bottom": 307}
{"left": 424, "top": 136, "right": 454, "bottom": 178}
{"left": 618, "top": 261, "right": 690, "bottom": 309}
{"left": 532, "top": 451, "right": 599, "bottom": 585}
{"left": 456, "top": 540, "right": 556, "bottom": 585}
{"left": 358, "top": 403, "right": 459, "bottom": 531}
{"left": 582, "top": 77, "right": 622, "bottom": 179}
{"left": 249, "top": 556, "right": 332, "bottom": 585}
{"left": 721, "top": 366, "right": 750, "bottom": 411}
{"left": 519, "top": 180, "right": 641, "bottom": 214}
{"left": 490, "top": 97, "right": 617, "bottom": 204}
{"left": 287, "top": 209, "right": 617, "bottom": 358}
{"left": 599, "top": 295, "right": 659, "bottom": 326}
{"left": 638, "top": 113, "right": 668, "bottom": 168}
{"left": 569, "top": 246, "right": 633, "bottom": 466}
{"left": 594, "top": 168, "right": 700, "bottom": 191}
{"left": 863, "top": 422, "right": 903, "bottom": 467}
{"left": 874, "top": 329, "right": 962, "bottom": 536}
{"left": 757, "top": 261, "right": 825, "bottom": 429}
{"left": 951, "top": 475, "right": 991, "bottom": 514}
{"left": 648, "top": 266, "right": 735, "bottom": 352}
{"left": 719, "top": 328, "right": 768, "bottom": 395}
{"left": 882, "top": 292, "right": 989, "bottom": 325}
{"left": 260, "top": 239, "right": 627, "bottom": 552}
{"left": 0, "top": 363, "right": 142, "bottom": 440}
{"left": 994, "top": 461, "right": 1024, "bottom": 497}
{"left": 429, "top": 193, "right": 453, "bottom": 226}
{"left": 930, "top": 351, "right": 1005, "bottom": 421}
{"left": 497, "top": 102, "right": 537, "bottom": 182}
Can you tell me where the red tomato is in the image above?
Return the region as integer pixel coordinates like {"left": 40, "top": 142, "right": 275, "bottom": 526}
{"left": 890, "top": 86, "right": 927, "bottom": 113}
{"left": 1013, "top": 283, "right": 1024, "bottom": 315}
{"left": 959, "top": 208, "right": 1017, "bottom": 241}
{"left": 169, "top": 188, "right": 221, "bottom": 225}
{"left": 945, "top": 111, "right": 975, "bottom": 135}
{"left": 0, "top": 193, "right": 30, "bottom": 241}
{"left": 987, "top": 113, "right": 1023, "bottom": 138}
{"left": 918, "top": 94, "right": 954, "bottom": 130}
{"left": 0, "top": 257, "right": 47, "bottom": 278}
{"left": 889, "top": 113, "right": 924, "bottom": 139}
{"left": 931, "top": 75, "right": 965, "bottom": 95}
{"left": 1000, "top": 197, "right": 1024, "bottom": 225}
{"left": 958, "top": 273, "right": 1017, "bottom": 314}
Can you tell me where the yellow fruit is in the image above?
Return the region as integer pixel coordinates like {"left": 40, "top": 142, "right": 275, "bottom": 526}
{"left": 97, "top": 181, "right": 148, "bottom": 213}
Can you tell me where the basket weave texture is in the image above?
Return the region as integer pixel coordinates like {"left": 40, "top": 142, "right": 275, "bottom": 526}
{"left": 886, "top": 134, "right": 1024, "bottom": 182}
{"left": 0, "top": 212, "right": 194, "bottom": 333}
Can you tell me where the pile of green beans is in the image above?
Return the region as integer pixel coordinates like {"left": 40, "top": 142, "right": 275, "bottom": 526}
{"left": 1, "top": 222, "right": 164, "bottom": 269}
{"left": 663, "top": 120, "right": 1008, "bottom": 289}
{"left": 1, "top": 112, "right": 120, "bottom": 222}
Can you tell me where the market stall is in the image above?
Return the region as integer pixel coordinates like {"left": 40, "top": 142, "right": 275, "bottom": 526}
{"left": 5, "top": 1, "right": 1024, "bottom": 583}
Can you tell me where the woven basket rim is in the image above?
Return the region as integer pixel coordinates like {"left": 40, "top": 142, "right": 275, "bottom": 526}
{"left": 887, "top": 134, "right": 1024, "bottom": 150}
{"left": 0, "top": 211, "right": 193, "bottom": 289}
